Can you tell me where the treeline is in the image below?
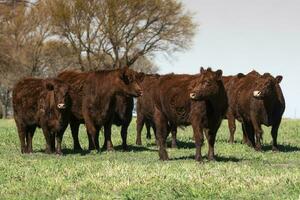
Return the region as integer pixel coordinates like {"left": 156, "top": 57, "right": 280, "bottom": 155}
{"left": 0, "top": 0, "right": 196, "bottom": 118}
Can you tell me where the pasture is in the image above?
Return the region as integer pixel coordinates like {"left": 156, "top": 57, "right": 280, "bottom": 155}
{"left": 0, "top": 119, "right": 299, "bottom": 199}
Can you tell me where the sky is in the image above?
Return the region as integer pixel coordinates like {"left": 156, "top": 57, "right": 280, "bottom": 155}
{"left": 155, "top": 0, "right": 300, "bottom": 119}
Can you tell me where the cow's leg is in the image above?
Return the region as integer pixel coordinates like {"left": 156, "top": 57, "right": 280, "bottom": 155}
{"left": 252, "top": 119, "right": 263, "bottom": 151}
{"left": 41, "top": 128, "right": 53, "bottom": 154}
{"left": 95, "top": 127, "right": 100, "bottom": 151}
{"left": 152, "top": 122, "right": 159, "bottom": 146}
{"left": 136, "top": 114, "right": 144, "bottom": 145}
{"left": 55, "top": 124, "right": 68, "bottom": 155}
{"left": 192, "top": 123, "right": 204, "bottom": 163}
{"left": 16, "top": 123, "right": 27, "bottom": 154}
{"left": 55, "top": 132, "right": 63, "bottom": 155}
{"left": 103, "top": 123, "right": 114, "bottom": 151}
{"left": 227, "top": 113, "right": 236, "bottom": 144}
{"left": 84, "top": 115, "right": 98, "bottom": 151}
{"left": 205, "top": 129, "right": 217, "bottom": 161}
{"left": 241, "top": 123, "right": 248, "bottom": 144}
{"left": 171, "top": 126, "right": 177, "bottom": 149}
{"left": 87, "top": 132, "right": 95, "bottom": 150}
{"left": 121, "top": 123, "right": 129, "bottom": 151}
{"left": 146, "top": 120, "right": 151, "bottom": 140}
{"left": 154, "top": 109, "right": 169, "bottom": 160}
{"left": 271, "top": 118, "right": 282, "bottom": 151}
{"left": 70, "top": 120, "right": 82, "bottom": 151}
{"left": 26, "top": 126, "right": 36, "bottom": 154}
{"left": 244, "top": 122, "right": 255, "bottom": 148}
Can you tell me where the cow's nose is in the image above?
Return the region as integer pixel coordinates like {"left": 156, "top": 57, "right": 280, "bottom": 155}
{"left": 253, "top": 91, "right": 261, "bottom": 97}
{"left": 137, "top": 89, "right": 143, "bottom": 96}
{"left": 57, "top": 103, "right": 65, "bottom": 109}
{"left": 190, "top": 93, "right": 197, "bottom": 99}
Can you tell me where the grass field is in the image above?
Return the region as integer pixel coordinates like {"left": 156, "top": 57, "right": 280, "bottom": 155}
{"left": 0, "top": 119, "right": 299, "bottom": 200}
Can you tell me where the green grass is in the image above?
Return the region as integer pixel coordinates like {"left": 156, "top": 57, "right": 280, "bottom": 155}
{"left": 0, "top": 119, "right": 299, "bottom": 200}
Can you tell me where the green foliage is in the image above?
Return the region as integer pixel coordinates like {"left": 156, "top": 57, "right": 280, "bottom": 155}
{"left": 0, "top": 119, "right": 299, "bottom": 199}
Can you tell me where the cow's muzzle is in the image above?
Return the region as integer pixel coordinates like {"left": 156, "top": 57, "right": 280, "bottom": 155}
{"left": 57, "top": 103, "right": 66, "bottom": 109}
{"left": 253, "top": 90, "right": 262, "bottom": 98}
{"left": 190, "top": 93, "right": 197, "bottom": 99}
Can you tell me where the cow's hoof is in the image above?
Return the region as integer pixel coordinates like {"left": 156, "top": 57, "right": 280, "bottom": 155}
{"left": 45, "top": 149, "right": 52, "bottom": 154}
{"left": 255, "top": 146, "right": 262, "bottom": 151}
{"left": 272, "top": 146, "right": 279, "bottom": 152}
{"left": 228, "top": 139, "right": 234, "bottom": 144}
{"left": 122, "top": 145, "right": 129, "bottom": 151}
{"left": 73, "top": 146, "right": 83, "bottom": 152}
{"left": 159, "top": 151, "right": 169, "bottom": 161}
{"left": 195, "top": 155, "right": 202, "bottom": 162}
{"left": 107, "top": 146, "right": 115, "bottom": 152}
{"left": 208, "top": 156, "right": 216, "bottom": 162}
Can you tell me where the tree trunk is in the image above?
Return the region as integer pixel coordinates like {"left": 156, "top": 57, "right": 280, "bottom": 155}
{"left": 0, "top": 103, "right": 3, "bottom": 119}
{"left": 0, "top": 89, "right": 11, "bottom": 119}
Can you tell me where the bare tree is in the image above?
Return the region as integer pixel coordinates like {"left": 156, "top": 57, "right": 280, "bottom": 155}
{"left": 0, "top": 0, "right": 51, "bottom": 117}
{"left": 48, "top": 0, "right": 197, "bottom": 70}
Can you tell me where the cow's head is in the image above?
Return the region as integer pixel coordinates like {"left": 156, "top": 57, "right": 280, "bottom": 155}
{"left": 252, "top": 73, "right": 282, "bottom": 99}
{"left": 44, "top": 79, "right": 70, "bottom": 110}
{"left": 118, "top": 67, "right": 144, "bottom": 97}
{"left": 189, "top": 67, "right": 223, "bottom": 100}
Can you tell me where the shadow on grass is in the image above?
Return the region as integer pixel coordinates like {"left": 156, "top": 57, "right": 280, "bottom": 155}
{"left": 167, "top": 140, "right": 195, "bottom": 149}
{"left": 170, "top": 155, "right": 243, "bottom": 162}
{"left": 34, "top": 148, "right": 91, "bottom": 156}
{"left": 262, "top": 144, "right": 300, "bottom": 153}
{"left": 61, "top": 148, "right": 91, "bottom": 155}
{"left": 113, "top": 144, "right": 157, "bottom": 152}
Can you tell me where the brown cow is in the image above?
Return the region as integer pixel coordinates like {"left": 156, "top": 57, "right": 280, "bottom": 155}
{"left": 100, "top": 95, "right": 134, "bottom": 151}
{"left": 153, "top": 68, "right": 228, "bottom": 162}
{"left": 58, "top": 67, "right": 144, "bottom": 151}
{"left": 12, "top": 78, "right": 71, "bottom": 154}
{"left": 222, "top": 73, "right": 246, "bottom": 144}
{"left": 136, "top": 74, "right": 178, "bottom": 148}
{"left": 225, "top": 70, "right": 285, "bottom": 151}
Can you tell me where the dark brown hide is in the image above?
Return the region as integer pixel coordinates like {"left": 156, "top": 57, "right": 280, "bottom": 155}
{"left": 13, "top": 78, "right": 71, "bottom": 154}
{"left": 153, "top": 68, "right": 227, "bottom": 162}
{"left": 224, "top": 70, "right": 285, "bottom": 151}
{"left": 58, "top": 68, "right": 144, "bottom": 151}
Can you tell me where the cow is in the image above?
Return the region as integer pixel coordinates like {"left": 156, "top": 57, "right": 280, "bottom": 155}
{"left": 57, "top": 67, "right": 144, "bottom": 151}
{"left": 12, "top": 78, "right": 71, "bottom": 154}
{"left": 153, "top": 67, "right": 228, "bottom": 162}
{"left": 101, "top": 95, "right": 134, "bottom": 151}
{"left": 229, "top": 71, "right": 285, "bottom": 151}
{"left": 222, "top": 73, "right": 246, "bottom": 144}
{"left": 136, "top": 74, "right": 178, "bottom": 148}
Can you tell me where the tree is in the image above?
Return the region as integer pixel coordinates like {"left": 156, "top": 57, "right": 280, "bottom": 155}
{"left": 48, "top": 0, "right": 196, "bottom": 70}
{"left": 0, "top": 0, "right": 51, "bottom": 118}
{"left": 39, "top": 40, "right": 81, "bottom": 77}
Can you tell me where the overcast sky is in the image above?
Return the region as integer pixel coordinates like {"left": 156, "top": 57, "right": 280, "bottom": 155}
{"left": 156, "top": 0, "right": 300, "bottom": 118}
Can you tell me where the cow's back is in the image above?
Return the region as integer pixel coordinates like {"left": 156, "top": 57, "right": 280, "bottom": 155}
{"left": 13, "top": 78, "right": 46, "bottom": 124}
{"left": 137, "top": 75, "right": 161, "bottom": 120}
{"left": 58, "top": 70, "right": 89, "bottom": 119}
{"left": 155, "top": 74, "right": 195, "bottom": 124}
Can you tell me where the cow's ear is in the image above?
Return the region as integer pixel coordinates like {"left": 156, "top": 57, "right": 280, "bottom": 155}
{"left": 119, "top": 67, "right": 130, "bottom": 84}
{"left": 263, "top": 72, "right": 271, "bottom": 77}
{"left": 200, "top": 67, "right": 205, "bottom": 73}
{"left": 45, "top": 82, "right": 54, "bottom": 91}
{"left": 137, "top": 72, "right": 145, "bottom": 82}
{"left": 275, "top": 75, "right": 283, "bottom": 83}
{"left": 216, "top": 70, "right": 223, "bottom": 80}
{"left": 119, "top": 67, "right": 127, "bottom": 79}
{"left": 237, "top": 73, "right": 245, "bottom": 78}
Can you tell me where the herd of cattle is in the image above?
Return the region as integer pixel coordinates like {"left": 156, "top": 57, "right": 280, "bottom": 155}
{"left": 12, "top": 67, "right": 285, "bottom": 162}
